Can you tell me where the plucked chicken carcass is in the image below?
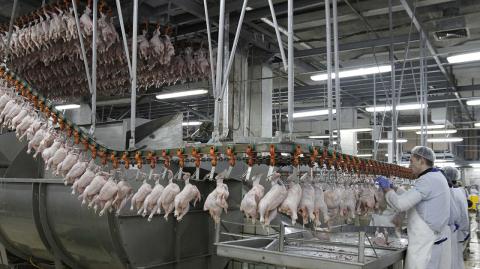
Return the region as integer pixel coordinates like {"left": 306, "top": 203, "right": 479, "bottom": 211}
{"left": 64, "top": 157, "right": 89, "bottom": 185}
{"left": 112, "top": 179, "right": 134, "bottom": 215}
{"left": 141, "top": 174, "right": 165, "bottom": 219}
{"left": 27, "top": 127, "right": 47, "bottom": 154}
{"left": 36, "top": 130, "right": 57, "bottom": 159}
{"left": 15, "top": 114, "right": 35, "bottom": 138}
{"left": 298, "top": 174, "right": 316, "bottom": 225}
{"left": 324, "top": 186, "right": 342, "bottom": 218}
{"left": 79, "top": 171, "right": 109, "bottom": 206}
{"left": 41, "top": 139, "right": 61, "bottom": 163}
{"left": 158, "top": 170, "right": 180, "bottom": 220}
{"left": 258, "top": 172, "right": 287, "bottom": 226}
{"left": 203, "top": 173, "right": 230, "bottom": 224}
{"left": 130, "top": 174, "right": 152, "bottom": 212}
{"left": 240, "top": 174, "right": 265, "bottom": 223}
{"left": 71, "top": 162, "right": 98, "bottom": 195}
{"left": 21, "top": 118, "right": 43, "bottom": 141}
{"left": 356, "top": 185, "right": 377, "bottom": 216}
{"left": 56, "top": 149, "right": 79, "bottom": 177}
{"left": 91, "top": 175, "right": 120, "bottom": 216}
{"left": 279, "top": 174, "right": 302, "bottom": 225}
{"left": 174, "top": 172, "right": 201, "bottom": 221}
{"left": 45, "top": 145, "right": 68, "bottom": 171}
{"left": 313, "top": 183, "right": 330, "bottom": 227}
{"left": 10, "top": 107, "right": 29, "bottom": 129}
{"left": 339, "top": 185, "right": 357, "bottom": 223}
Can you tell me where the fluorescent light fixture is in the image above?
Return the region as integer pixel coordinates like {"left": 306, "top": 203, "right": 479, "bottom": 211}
{"left": 398, "top": 125, "right": 445, "bottom": 131}
{"left": 55, "top": 104, "right": 81, "bottom": 110}
{"left": 293, "top": 109, "right": 336, "bottom": 118}
{"left": 467, "top": 99, "right": 480, "bottom": 106}
{"left": 246, "top": 6, "right": 253, "bottom": 11}
{"left": 435, "top": 162, "right": 459, "bottom": 168}
{"left": 182, "top": 121, "right": 202, "bottom": 126}
{"left": 475, "top": 123, "right": 480, "bottom": 127}
{"left": 334, "top": 128, "right": 372, "bottom": 133}
{"left": 447, "top": 51, "right": 480, "bottom": 64}
{"left": 333, "top": 141, "right": 337, "bottom": 145}
{"left": 366, "top": 103, "right": 424, "bottom": 112}
{"left": 377, "top": 139, "right": 408, "bottom": 143}
{"left": 415, "top": 129, "right": 457, "bottom": 135}
{"left": 356, "top": 154, "right": 372, "bottom": 157}
{"left": 156, "top": 89, "right": 208, "bottom": 100}
{"left": 435, "top": 159, "right": 449, "bottom": 163}
{"left": 311, "top": 65, "right": 391, "bottom": 81}
{"left": 427, "top": 137, "right": 463, "bottom": 143}
{"left": 470, "top": 163, "right": 480, "bottom": 168}
{"left": 308, "top": 135, "right": 338, "bottom": 139}
{"left": 357, "top": 141, "right": 360, "bottom": 144}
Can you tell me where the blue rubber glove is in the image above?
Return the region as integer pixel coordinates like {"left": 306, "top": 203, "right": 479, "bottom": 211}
{"left": 375, "top": 176, "right": 391, "bottom": 190}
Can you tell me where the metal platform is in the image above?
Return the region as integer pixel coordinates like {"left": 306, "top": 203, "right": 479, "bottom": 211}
{"left": 216, "top": 223, "right": 406, "bottom": 269}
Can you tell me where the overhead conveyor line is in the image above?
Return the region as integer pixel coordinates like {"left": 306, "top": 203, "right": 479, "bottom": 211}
{"left": 0, "top": 66, "right": 413, "bottom": 179}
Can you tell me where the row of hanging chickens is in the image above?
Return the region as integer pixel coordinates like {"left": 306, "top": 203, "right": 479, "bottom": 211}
{"left": 0, "top": 81, "right": 228, "bottom": 222}
{"left": 1, "top": 1, "right": 211, "bottom": 102}
{"left": 240, "top": 172, "right": 387, "bottom": 227}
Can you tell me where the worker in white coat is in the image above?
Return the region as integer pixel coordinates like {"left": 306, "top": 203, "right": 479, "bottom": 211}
{"left": 443, "top": 166, "right": 469, "bottom": 269}
{"left": 376, "top": 146, "right": 451, "bottom": 269}
{"left": 441, "top": 166, "right": 465, "bottom": 269}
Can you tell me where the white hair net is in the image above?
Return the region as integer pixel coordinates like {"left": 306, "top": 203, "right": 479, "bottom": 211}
{"left": 442, "top": 166, "right": 460, "bottom": 182}
{"left": 411, "top": 146, "right": 436, "bottom": 163}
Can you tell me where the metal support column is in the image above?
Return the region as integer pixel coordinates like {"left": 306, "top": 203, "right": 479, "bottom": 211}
{"left": 325, "top": 0, "right": 333, "bottom": 146}
{"left": 419, "top": 32, "right": 425, "bottom": 146}
{"left": 129, "top": 0, "right": 139, "bottom": 149}
{"left": 213, "top": 0, "right": 226, "bottom": 140}
{"left": 287, "top": 0, "right": 294, "bottom": 135}
{"left": 333, "top": 0, "right": 341, "bottom": 149}
{"left": 90, "top": 0, "right": 98, "bottom": 136}
{"left": 203, "top": 0, "right": 216, "bottom": 93}
{"left": 389, "top": 0, "right": 397, "bottom": 163}
{"left": 71, "top": 0, "right": 93, "bottom": 95}
{"left": 267, "top": 0, "right": 287, "bottom": 71}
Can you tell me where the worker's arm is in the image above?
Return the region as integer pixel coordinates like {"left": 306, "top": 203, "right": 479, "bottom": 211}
{"left": 385, "top": 188, "right": 423, "bottom": 212}
{"left": 455, "top": 190, "right": 470, "bottom": 237}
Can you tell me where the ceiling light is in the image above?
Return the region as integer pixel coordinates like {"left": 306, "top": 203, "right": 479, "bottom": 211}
{"left": 182, "top": 121, "right": 202, "bottom": 126}
{"left": 156, "top": 89, "right": 208, "bottom": 100}
{"left": 435, "top": 159, "right": 449, "bottom": 163}
{"left": 398, "top": 125, "right": 445, "bottom": 131}
{"left": 55, "top": 104, "right": 81, "bottom": 110}
{"left": 435, "top": 162, "right": 459, "bottom": 168}
{"left": 308, "top": 135, "right": 338, "bottom": 139}
{"left": 415, "top": 130, "right": 457, "bottom": 135}
{"left": 293, "top": 109, "right": 336, "bottom": 118}
{"left": 377, "top": 139, "right": 408, "bottom": 143}
{"left": 310, "top": 65, "right": 391, "bottom": 81}
{"left": 467, "top": 99, "right": 480, "bottom": 106}
{"left": 475, "top": 123, "right": 480, "bottom": 127}
{"left": 447, "top": 51, "right": 480, "bottom": 64}
{"left": 333, "top": 128, "right": 372, "bottom": 133}
{"left": 356, "top": 154, "right": 372, "bottom": 157}
{"left": 427, "top": 137, "right": 463, "bottom": 143}
{"left": 366, "top": 103, "right": 424, "bottom": 112}
{"left": 470, "top": 163, "right": 480, "bottom": 168}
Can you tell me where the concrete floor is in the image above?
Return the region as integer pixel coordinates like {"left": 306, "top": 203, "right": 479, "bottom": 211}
{"left": 465, "top": 214, "right": 480, "bottom": 268}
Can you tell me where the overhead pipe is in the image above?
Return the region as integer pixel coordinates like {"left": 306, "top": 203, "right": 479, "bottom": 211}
{"left": 71, "top": 0, "right": 93, "bottom": 94}
{"left": 203, "top": 0, "right": 216, "bottom": 94}
{"left": 213, "top": 0, "right": 226, "bottom": 139}
{"left": 267, "top": 0, "right": 288, "bottom": 71}
{"left": 129, "top": 0, "right": 139, "bottom": 149}
{"left": 325, "top": 0, "right": 333, "bottom": 146}
{"left": 287, "top": 0, "right": 294, "bottom": 135}
{"left": 221, "top": 14, "right": 230, "bottom": 138}
{"left": 115, "top": 0, "right": 132, "bottom": 78}
{"left": 218, "top": 0, "right": 249, "bottom": 101}
{"left": 90, "top": 0, "right": 98, "bottom": 136}
{"left": 333, "top": 0, "right": 341, "bottom": 149}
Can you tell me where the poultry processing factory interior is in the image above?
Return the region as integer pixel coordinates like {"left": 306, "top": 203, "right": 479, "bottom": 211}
{"left": 0, "top": 0, "right": 479, "bottom": 268}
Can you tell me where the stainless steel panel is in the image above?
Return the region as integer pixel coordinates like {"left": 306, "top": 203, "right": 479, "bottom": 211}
{"left": 0, "top": 182, "right": 52, "bottom": 261}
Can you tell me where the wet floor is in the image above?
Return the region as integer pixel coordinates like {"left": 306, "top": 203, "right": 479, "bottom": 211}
{"left": 465, "top": 213, "right": 480, "bottom": 268}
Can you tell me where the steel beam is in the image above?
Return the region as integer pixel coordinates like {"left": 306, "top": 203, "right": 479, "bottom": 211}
{"left": 295, "top": 34, "right": 420, "bottom": 58}
{"left": 399, "top": 0, "right": 474, "bottom": 122}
